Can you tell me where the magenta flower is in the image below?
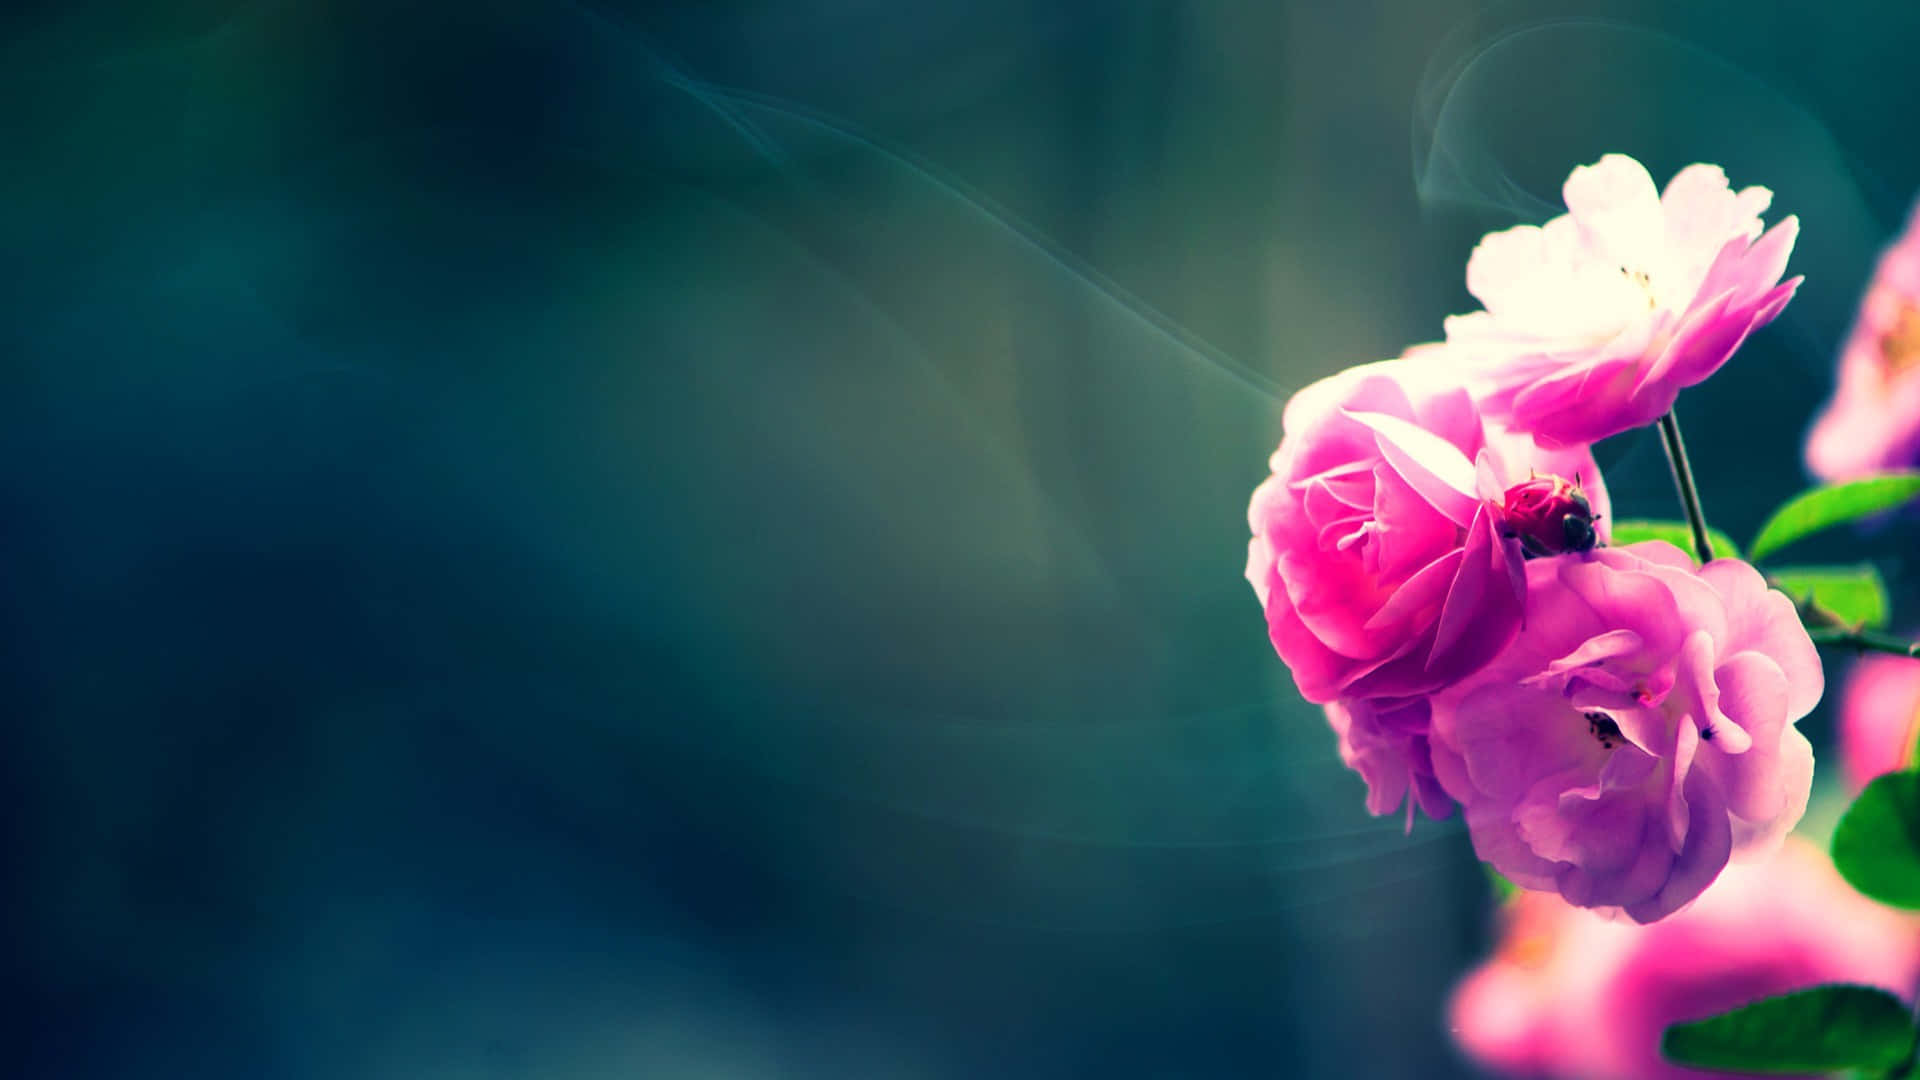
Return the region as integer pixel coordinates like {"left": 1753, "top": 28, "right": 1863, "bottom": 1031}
{"left": 1428, "top": 542, "right": 1820, "bottom": 923}
{"left": 1806, "top": 201, "right": 1920, "bottom": 480}
{"left": 1246, "top": 360, "right": 1611, "bottom": 707}
{"left": 1247, "top": 360, "right": 1609, "bottom": 823}
{"left": 1443, "top": 155, "right": 1800, "bottom": 447}
{"left": 1836, "top": 653, "right": 1920, "bottom": 792}
{"left": 1451, "top": 839, "right": 1920, "bottom": 1080}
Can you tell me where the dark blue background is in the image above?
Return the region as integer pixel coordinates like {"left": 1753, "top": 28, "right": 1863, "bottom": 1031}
{"left": 7, "top": 2, "right": 1919, "bottom": 1076}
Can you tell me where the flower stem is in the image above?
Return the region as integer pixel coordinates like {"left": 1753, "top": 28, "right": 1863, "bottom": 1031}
{"left": 1807, "top": 628, "right": 1920, "bottom": 658}
{"left": 1657, "top": 411, "right": 1715, "bottom": 563}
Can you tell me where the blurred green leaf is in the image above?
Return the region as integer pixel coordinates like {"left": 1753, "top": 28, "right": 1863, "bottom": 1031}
{"left": 1769, "top": 564, "right": 1890, "bottom": 629}
{"left": 1748, "top": 472, "right": 1920, "bottom": 563}
{"left": 1832, "top": 772, "right": 1920, "bottom": 910}
{"left": 1660, "top": 985, "right": 1915, "bottom": 1073}
{"left": 1483, "top": 864, "right": 1518, "bottom": 904}
{"left": 1607, "top": 519, "right": 1742, "bottom": 562}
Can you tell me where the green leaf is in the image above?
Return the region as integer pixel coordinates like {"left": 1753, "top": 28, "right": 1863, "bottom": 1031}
{"left": 1832, "top": 772, "right": 1920, "bottom": 910}
{"left": 1483, "top": 863, "right": 1518, "bottom": 904}
{"left": 1607, "top": 519, "right": 1743, "bottom": 562}
{"left": 1661, "top": 985, "right": 1916, "bottom": 1073}
{"left": 1748, "top": 472, "right": 1920, "bottom": 563}
{"left": 1769, "top": 564, "right": 1891, "bottom": 629}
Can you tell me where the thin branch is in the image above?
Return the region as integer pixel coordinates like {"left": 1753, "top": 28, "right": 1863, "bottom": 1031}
{"left": 1807, "top": 628, "right": 1920, "bottom": 658}
{"left": 1657, "top": 411, "right": 1715, "bottom": 563}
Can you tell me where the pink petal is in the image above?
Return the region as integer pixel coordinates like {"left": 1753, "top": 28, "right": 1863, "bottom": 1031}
{"left": 1265, "top": 589, "right": 1360, "bottom": 704}
{"left": 1244, "top": 536, "right": 1276, "bottom": 607}
{"left": 1427, "top": 505, "right": 1523, "bottom": 672}
{"left": 1603, "top": 541, "right": 1694, "bottom": 572}
{"left": 1281, "top": 366, "right": 1411, "bottom": 444}
{"left": 1661, "top": 164, "right": 1766, "bottom": 254}
{"left": 1623, "top": 770, "right": 1732, "bottom": 923}
{"left": 1362, "top": 548, "right": 1458, "bottom": 633}
{"left": 1733, "top": 216, "right": 1800, "bottom": 306}
{"left": 1563, "top": 154, "right": 1665, "bottom": 271}
{"left": 1414, "top": 384, "right": 1486, "bottom": 456}
{"left": 1699, "top": 559, "right": 1824, "bottom": 720}
{"left": 1730, "top": 726, "right": 1812, "bottom": 852}
{"left": 1536, "top": 629, "right": 1645, "bottom": 679}
{"left": 1634, "top": 287, "right": 1739, "bottom": 395}
{"left": 1343, "top": 408, "right": 1480, "bottom": 526}
{"left": 1465, "top": 223, "right": 1555, "bottom": 317}
{"left": 1369, "top": 466, "right": 1459, "bottom": 581}
{"left": 1702, "top": 652, "right": 1792, "bottom": 818}
{"left": 1276, "top": 545, "right": 1388, "bottom": 660}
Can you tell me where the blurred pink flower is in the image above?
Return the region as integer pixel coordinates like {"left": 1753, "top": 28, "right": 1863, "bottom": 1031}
{"left": 1246, "top": 360, "right": 1610, "bottom": 708}
{"left": 1429, "top": 543, "right": 1820, "bottom": 923}
{"left": 1443, "top": 155, "right": 1800, "bottom": 447}
{"left": 1806, "top": 202, "right": 1920, "bottom": 480}
{"left": 1451, "top": 838, "right": 1920, "bottom": 1080}
{"left": 1837, "top": 653, "right": 1920, "bottom": 792}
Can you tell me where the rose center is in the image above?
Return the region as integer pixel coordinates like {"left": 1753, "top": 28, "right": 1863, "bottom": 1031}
{"left": 1585, "top": 711, "right": 1622, "bottom": 750}
{"left": 1879, "top": 299, "right": 1920, "bottom": 380}
{"left": 1620, "top": 266, "right": 1658, "bottom": 310}
{"left": 1501, "top": 931, "right": 1554, "bottom": 971}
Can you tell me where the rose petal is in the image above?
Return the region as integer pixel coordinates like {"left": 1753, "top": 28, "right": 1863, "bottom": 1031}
{"left": 1344, "top": 408, "right": 1481, "bottom": 526}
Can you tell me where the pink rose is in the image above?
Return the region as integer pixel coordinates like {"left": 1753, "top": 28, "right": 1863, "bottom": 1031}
{"left": 1806, "top": 200, "right": 1920, "bottom": 480}
{"left": 1246, "top": 360, "right": 1610, "bottom": 707}
{"left": 1451, "top": 839, "right": 1920, "bottom": 1080}
{"left": 1443, "top": 155, "right": 1800, "bottom": 447}
{"left": 1837, "top": 653, "right": 1920, "bottom": 792}
{"left": 1429, "top": 542, "right": 1820, "bottom": 923}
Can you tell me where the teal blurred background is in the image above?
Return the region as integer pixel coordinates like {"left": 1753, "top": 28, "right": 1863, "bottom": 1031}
{"left": 7, "top": 1, "right": 1920, "bottom": 1076}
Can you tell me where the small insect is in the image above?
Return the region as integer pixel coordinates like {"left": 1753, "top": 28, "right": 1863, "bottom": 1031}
{"left": 1558, "top": 511, "right": 1597, "bottom": 555}
{"left": 1502, "top": 474, "right": 1601, "bottom": 559}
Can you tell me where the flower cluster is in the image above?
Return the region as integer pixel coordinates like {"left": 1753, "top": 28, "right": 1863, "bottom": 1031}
{"left": 1807, "top": 200, "right": 1920, "bottom": 481}
{"left": 1448, "top": 656, "right": 1920, "bottom": 1079}
{"left": 1451, "top": 838, "right": 1920, "bottom": 1080}
{"left": 1248, "top": 155, "right": 1814, "bottom": 923}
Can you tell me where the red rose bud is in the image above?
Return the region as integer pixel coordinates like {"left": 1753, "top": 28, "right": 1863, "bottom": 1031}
{"left": 1500, "top": 475, "right": 1597, "bottom": 558}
